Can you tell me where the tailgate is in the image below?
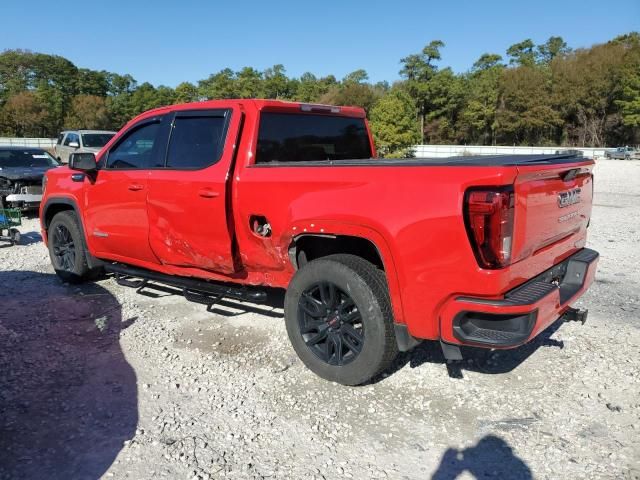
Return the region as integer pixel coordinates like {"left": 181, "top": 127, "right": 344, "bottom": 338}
{"left": 511, "top": 160, "right": 594, "bottom": 265}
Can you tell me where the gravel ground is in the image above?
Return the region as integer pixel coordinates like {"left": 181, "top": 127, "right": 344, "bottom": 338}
{"left": 1, "top": 158, "right": 639, "bottom": 480}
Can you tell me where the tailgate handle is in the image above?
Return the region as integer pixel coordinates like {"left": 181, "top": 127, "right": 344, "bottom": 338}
{"left": 561, "top": 169, "right": 579, "bottom": 182}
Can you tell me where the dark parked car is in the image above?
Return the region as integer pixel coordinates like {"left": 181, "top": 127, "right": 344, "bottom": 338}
{"left": 0, "top": 147, "right": 60, "bottom": 210}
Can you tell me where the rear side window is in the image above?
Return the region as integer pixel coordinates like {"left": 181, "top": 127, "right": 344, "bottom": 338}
{"left": 166, "top": 113, "right": 228, "bottom": 169}
{"left": 57, "top": 133, "right": 64, "bottom": 145}
{"left": 256, "top": 113, "right": 372, "bottom": 164}
{"left": 107, "top": 121, "right": 161, "bottom": 169}
{"left": 82, "top": 133, "right": 115, "bottom": 148}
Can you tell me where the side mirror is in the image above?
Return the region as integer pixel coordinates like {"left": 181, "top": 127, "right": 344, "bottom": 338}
{"left": 69, "top": 152, "right": 97, "bottom": 172}
{"left": 69, "top": 141, "right": 80, "bottom": 148}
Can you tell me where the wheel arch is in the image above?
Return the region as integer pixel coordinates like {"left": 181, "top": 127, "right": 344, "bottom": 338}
{"left": 286, "top": 222, "right": 405, "bottom": 324}
{"left": 42, "top": 197, "right": 102, "bottom": 269}
{"left": 42, "top": 197, "right": 79, "bottom": 230}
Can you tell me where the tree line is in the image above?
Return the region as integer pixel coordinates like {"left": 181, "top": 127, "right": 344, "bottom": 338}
{"left": 0, "top": 32, "right": 638, "bottom": 155}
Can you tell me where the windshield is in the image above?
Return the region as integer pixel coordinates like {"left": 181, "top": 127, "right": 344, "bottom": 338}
{"left": 81, "top": 133, "right": 115, "bottom": 148}
{"left": 0, "top": 150, "right": 60, "bottom": 168}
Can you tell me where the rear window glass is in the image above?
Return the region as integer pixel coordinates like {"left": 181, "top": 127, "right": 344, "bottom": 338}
{"left": 256, "top": 113, "right": 372, "bottom": 163}
{"left": 166, "top": 115, "right": 228, "bottom": 169}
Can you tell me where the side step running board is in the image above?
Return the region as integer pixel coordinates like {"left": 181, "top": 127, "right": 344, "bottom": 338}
{"left": 105, "top": 262, "right": 267, "bottom": 304}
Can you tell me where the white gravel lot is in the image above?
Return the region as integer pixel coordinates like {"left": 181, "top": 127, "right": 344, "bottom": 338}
{"left": 0, "top": 158, "right": 639, "bottom": 480}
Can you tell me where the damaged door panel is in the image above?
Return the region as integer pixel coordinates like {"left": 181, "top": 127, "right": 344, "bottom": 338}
{"left": 146, "top": 108, "right": 240, "bottom": 274}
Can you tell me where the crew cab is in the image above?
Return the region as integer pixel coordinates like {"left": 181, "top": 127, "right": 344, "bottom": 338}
{"left": 40, "top": 100, "right": 599, "bottom": 385}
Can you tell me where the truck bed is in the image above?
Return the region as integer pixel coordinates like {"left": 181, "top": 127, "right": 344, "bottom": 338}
{"left": 251, "top": 153, "right": 587, "bottom": 167}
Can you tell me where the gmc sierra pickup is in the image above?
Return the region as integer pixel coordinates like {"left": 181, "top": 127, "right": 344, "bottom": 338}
{"left": 40, "top": 99, "right": 599, "bottom": 385}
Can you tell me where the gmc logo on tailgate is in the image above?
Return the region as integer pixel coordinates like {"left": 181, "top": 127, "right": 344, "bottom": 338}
{"left": 558, "top": 188, "right": 581, "bottom": 208}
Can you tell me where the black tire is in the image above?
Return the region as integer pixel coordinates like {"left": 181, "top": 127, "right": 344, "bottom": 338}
{"left": 48, "top": 211, "right": 93, "bottom": 284}
{"left": 9, "top": 228, "right": 20, "bottom": 245}
{"left": 284, "top": 254, "right": 398, "bottom": 385}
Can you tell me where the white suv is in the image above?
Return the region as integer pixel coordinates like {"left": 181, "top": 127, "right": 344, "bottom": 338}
{"left": 54, "top": 130, "right": 116, "bottom": 163}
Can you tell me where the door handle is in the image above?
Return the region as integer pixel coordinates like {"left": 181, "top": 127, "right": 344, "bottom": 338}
{"left": 198, "top": 189, "right": 219, "bottom": 198}
{"left": 128, "top": 183, "right": 144, "bottom": 191}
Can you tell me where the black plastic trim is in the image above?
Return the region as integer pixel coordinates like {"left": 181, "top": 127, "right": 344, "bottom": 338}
{"left": 457, "top": 248, "right": 599, "bottom": 307}
{"left": 453, "top": 310, "right": 538, "bottom": 347}
{"left": 248, "top": 153, "right": 587, "bottom": 168}
{"left": 394, "top": 323, "right": 422, "bottom": 352}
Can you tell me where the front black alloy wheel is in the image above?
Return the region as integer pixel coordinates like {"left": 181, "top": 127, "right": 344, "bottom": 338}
{"left": 47, "top": 211, "right": 93, "bottom": 284}
{"left": 299, "top": 281, "right": 365, "bottom": 366}
{"left": 52, "top": 223, "right": 76, "bottom": 272}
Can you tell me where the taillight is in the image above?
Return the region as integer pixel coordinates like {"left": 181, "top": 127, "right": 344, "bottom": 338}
{"left": 464, "top": 187, "right": 515, "bottom": 269}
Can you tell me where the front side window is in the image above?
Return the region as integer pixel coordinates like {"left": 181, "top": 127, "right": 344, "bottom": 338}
{"left": 82, "top": 133, "right": 115, "bottom": 148}
{"left": 63, "top": 133, "right": 79, "bottom": 146}
{"left": 166, "top": 114, "right": 228, "bottom": 169}
{"left": 106, "top": 122, "right": 161, "bottom": 169}
{"left": 256, "top": 113, "right": 372, "bottom": 164}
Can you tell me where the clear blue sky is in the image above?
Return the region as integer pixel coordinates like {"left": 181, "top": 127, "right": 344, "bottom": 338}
{"left": 2, "top": 0, "right": 639, "bottom": 87}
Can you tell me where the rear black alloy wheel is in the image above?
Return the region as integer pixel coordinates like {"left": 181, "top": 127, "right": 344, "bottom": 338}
{"left": 52, "top": 223, "right": 76, "bottom": 272}
{"left": 299, "top": 281, "right": 365, "bottom": 366}
{"left": 285, "top": 254, "right": 398, "bottom": 385}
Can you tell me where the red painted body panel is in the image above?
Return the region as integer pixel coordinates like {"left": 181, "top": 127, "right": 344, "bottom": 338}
{"left": 40, "top": 99, "right": 597, "bottom": 348}
{"left": 83, "top": 169, "right": 157, "bottom": 264}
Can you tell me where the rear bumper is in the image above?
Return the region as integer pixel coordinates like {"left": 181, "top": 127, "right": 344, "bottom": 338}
{"left": 439, "top": 248, "right": 599, "bottom": 348}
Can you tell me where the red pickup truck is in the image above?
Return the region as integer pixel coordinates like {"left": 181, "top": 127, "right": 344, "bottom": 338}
{"left": 40, "top": 99, "right": 599, "bottom": 385}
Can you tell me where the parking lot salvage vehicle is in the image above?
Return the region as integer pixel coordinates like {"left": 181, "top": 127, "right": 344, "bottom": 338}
{"left": 604, "top": 146, "right": 639, "bottom": 160}
{"left": 39, "top": 100, "right": 599, "bottom": 385}
{"left": 54, "top": 130, "right": 116, "bottom": 163}
{"left": 0, "top": 147, "right": 60, "bottom": 211}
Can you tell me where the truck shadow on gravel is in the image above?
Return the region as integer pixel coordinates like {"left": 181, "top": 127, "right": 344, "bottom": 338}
{"left": 124, "top": 280, "right": 563, "bottom": 384}
{"left": 0, "top": 270, "right": 138, "bottom": 480}
{"left": 376, "top": 322, "right": 565, "bottom": 383}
